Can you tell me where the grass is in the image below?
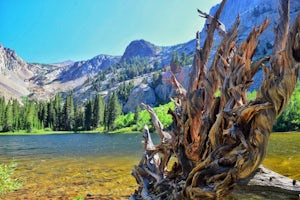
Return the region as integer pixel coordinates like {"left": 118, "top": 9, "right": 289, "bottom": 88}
{"left": 107, "top": 127, "right": 140, "bottom": 134}
{"left": 0, "top": 161, "right": 22, "bottom": 196}
{"left": 0, "top": 124, "right": 142, "bottom": 135}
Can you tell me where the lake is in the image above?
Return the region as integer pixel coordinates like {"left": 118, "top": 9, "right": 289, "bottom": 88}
{"left": 0, "top": 133, "right": 299, "bottom": 199}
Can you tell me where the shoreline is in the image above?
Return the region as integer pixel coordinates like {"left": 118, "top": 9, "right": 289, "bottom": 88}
{"left": 0, "top": 129, "right": 298, "bottom": 136}
{"left": 0, "top": 129, "right": 141, "bottom": 136}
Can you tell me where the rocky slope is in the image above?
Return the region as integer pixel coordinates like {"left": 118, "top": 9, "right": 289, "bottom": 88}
{"left": 0, "top": 44, "right": 34, "bottom": 101}
{"left": 58, "top": 54, "right": 120, "bottom": 83}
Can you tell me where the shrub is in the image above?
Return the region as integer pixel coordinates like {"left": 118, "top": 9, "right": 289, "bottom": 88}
{"left": 0, "top": 161, "right": 22, "bottom": 196}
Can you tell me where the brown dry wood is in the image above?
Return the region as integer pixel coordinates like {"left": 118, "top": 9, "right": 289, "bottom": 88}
{"left": 131, "top": 0, "right": 300, "bottom": 199}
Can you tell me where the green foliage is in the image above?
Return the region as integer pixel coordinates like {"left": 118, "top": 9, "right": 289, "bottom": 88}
{"left": 84, "top": 99, "right": 93, "bottom": 131}
{"left": 273, "top": 83, "right": 300, "bottom": 132}
{"left": 246, "top": 90, "right": 257, "bottom": 101}
{"left": 153, "top": 102, "right": 174, "bottom": 128}
{"left": 63, "top": 95, "right": 75, "bottom": 130}
{"left": 3, "top": 100, "right": 13, "bottom": 132}
{"left": 170, "top": 51, "right": 193, "bottom": 74}
{"left": 0, "top": 93, "right": 106, "bottom": 133}
{"left": 104, "top": 91, "right": 122, "bottom": 131}
{"left": 117, "top": 81, "right": 134, "bottom": 103}
{"left": 0, "top": 161, "right": 22, "bottom": 196}
{"left": 115, "top": 102, "right": 174, "bottom": 132}
{"left": 92, "top": 94, "right": 105, "bottom": 128}
{"left": 94, "top": 56, "right": 154, "bottom": 85}
{"left": 115, "top": 113, "right": 134, "bottom": 129}
{"left": 136, "top": 108, "right": 151, "bottom": 130}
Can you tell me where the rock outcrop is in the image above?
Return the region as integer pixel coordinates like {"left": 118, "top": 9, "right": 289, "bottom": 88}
{"left": 121, "top": 39, "right": 161, "bottom": 62}
{"left": 0, "top": 44, "right": 35, "bottom": 101}
{"left": 123, "top": 84, "right": 156, "bottom": 113}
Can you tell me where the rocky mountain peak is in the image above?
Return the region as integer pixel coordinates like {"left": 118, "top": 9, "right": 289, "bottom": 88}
{"left": 121, "top": 39, "right": 161, "bottom": 61}
{"left": 201, "top": 0, "right": 300, "bottom": 46}
{"left": 0, "top": 45, "right": 28, "bottom": 72}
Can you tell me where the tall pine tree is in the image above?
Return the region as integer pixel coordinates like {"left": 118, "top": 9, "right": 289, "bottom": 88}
{"left": 12, "top": 99, "right": 20, "bottom": 131}
{"left": 53, "top": 94, "right": 62, "bottom": 131}
{"left": 4, "top": 99, "right": 13, "bottom": 132}
{"left": 106, "top": 91, "right": 122, "bottom": 131}
{"left": 84, "top": 99, "right": 93, "bottom": 130}
{"left": 92, "top": 94, "right": 105, "bottom": 128}
{"left": 63, "top": 95, "right": 75, "bottom": 131}
{"left": 24, "top": 101, "right": 35, "bottom": 132}
{"left": 0, "top": 97, "right": 6, "bottom": 130}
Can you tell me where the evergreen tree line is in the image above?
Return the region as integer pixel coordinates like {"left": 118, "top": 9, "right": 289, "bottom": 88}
{"left": 0, "top": 92, "right": 122, "bottom": 133}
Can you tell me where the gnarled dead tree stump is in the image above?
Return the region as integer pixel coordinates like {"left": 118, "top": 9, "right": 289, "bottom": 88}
{"left": 131, "top": 0, "right": 300, "bottom": 199}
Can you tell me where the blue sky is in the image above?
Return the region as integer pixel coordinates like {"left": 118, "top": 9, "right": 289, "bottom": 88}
{"left": 0, "top": 0, "right": 221, "bottom": 63}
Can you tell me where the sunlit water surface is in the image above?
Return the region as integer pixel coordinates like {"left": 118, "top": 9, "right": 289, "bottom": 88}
{"left": 0, "top": 132, "right": 299, "bottom": 199}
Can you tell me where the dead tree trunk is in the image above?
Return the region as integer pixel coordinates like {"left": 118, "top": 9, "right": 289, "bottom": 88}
{"left": 131, "top": 0, "right": 300, "bottom": 199}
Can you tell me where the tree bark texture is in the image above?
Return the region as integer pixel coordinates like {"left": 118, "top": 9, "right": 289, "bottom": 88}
{"left": 131, "top": 0, "right": 300, "bottom": 199}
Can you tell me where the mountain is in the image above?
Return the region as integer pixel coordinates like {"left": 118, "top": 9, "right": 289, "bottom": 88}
{"left": 0, "top": 44, "right": 35, "bottom": 101}
{"left": 0, "top": 0, "right": 299, "bottom": 112}
{"left": 58, "top": 54, "right": 120, "bottom": 83}
{"left": 121, "top": 39, "right": 161, "bottom": 61}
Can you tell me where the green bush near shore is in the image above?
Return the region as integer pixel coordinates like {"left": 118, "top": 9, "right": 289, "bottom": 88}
{"left": 0, "top": 161, "right": 22, "bottom": 196}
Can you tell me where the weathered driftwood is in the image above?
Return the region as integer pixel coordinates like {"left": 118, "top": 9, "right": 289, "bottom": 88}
{"left": 237, "top": 166, "right": 300, "bottom": 195}
{"left": 131, "top": 0, "right": 300, "bottom": 199}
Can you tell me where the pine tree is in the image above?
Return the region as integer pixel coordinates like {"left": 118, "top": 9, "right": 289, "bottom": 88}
{"left": 92, "top": 94, "right": 102, "bottom": 128}
{"left": 180, "top": 51, "right": 187, "bottom": 66}
{"left": 134, "top": 105, "right": 140, "bottom": 124}
{"left": 12, "top": 99, "right": 20, "bottom": 131}
{"left": 84, "top": 99, "right": 93, "bottom": 130}
{"left": 170, "top": 51, "right": 181, "bottom": 74}
{"left": 25, "top": 101, "right": 35, "bottom": 132}
{"left": 0, "top": 97, "right": 5, "bottom": 130}
{"left": 53, "top": 94, "right": 63, "bottom": 131}
{"left": 4, "top": 99, "right": 13, "bottom": 132}
{"left": 47, "top": 101, "right": 55, "bottom": 130}
{"left": 74, "top": 105, "right": 84, "bottom": 132}
{"left": 38, "top": 102, "right": 48, "bottom": 129}
{"left": 63, "top": 95, "right": 75, "bottom": 131}
{"left": 106, "top": 91, "right": 122, "bottom": 131}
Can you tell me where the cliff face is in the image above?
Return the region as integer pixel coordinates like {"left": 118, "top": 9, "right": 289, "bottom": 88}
{"left": 0, "top": 44, "right": 35, "bottom": 101}
{"left": 201, "top": 0, "right": 300, "bottom": 60}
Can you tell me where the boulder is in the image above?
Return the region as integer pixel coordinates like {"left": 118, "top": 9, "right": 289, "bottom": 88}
{"left": 123, "top": 84, "right": 156, "bottom": 113}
